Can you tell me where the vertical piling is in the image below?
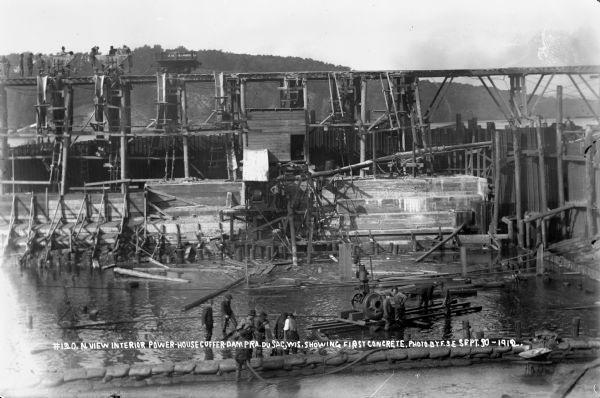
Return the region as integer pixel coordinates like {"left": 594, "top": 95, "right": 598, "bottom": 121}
{"left": 460, "top": 246, "right": 467, "bottom": 277}
{"left": 512, "top": 124, "right": 524, "bottom": 248}
{"left": 359, "top": 78, "right": 367, "bottom": 178}
{"left": 120, "top": 83, "right": 131, "bottom": 193}
{"left": 287, "top": 199, "right": 298, "bottom": 266}
{"left": 584, "top": 126, "right": 596, "bottom": 238}
{"left": 0, "top": 84, "right": 8, "bottom": 194}
{"left": 556, "top": 86, "right": 565, "bottom": 237}
{"left": 536, "top": 242, "right": 545, "bottom": 275}
{"left": 572, "top": 317, "right": 581, "bottom": 337}
{"left": 462, "top": 320, "right": 471, "bottom": 339}
{"left": 306, "top": 176, "right": 314, "bottom": 266}
{"left": 535, "top": 117, "right": 548, "bottom": 246}
{"left": 490, "top": 123, "right": 500, "bottom": 235}
{"left": 302, "top": 78, "right": 310, "bottom": 163}
{"left": 180, "top": 82, "right": 189, "bottom": 178}
{"left": 60, "top": 85, "right": 73, "bottom": 196}
{"left": 241, "top": 79, "right": 248, "bottom": 149}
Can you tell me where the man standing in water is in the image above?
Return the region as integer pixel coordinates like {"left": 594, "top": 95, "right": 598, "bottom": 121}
{"left": 221, "top": 294, "right": 237, "bottom": 338}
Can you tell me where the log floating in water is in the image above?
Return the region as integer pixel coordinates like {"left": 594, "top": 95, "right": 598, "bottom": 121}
{"left": 183, "top": 277, "right": 245, "bottom": 312}
{"left": 113, "top": 267, "right": 190, "bottom": 283}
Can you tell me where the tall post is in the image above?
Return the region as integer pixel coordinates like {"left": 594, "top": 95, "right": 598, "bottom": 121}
{"left": 240, "top": 79, "right": 248, "bottom": 148}
{"left": 302, "top": 78, "right": 310, "bottom": 163}
{"left": 410, "top": 111, "right": 418, "bottom": 177}
{"left": 120, "top": 83, "right": 131, "bottom": 193}
{"left": 60, "top": 85, "right": 73, "bottom": 196}
{"left": 512, "top": 124, "right": 524, "bottom": 248}
{"left": 306, "top": 176, "right": 314, "bottom": 266}
{"left": 556, "top": 85, "right": 566, "bottom": 237}
{"left": 0, "top": 85, "right": 8, "bottom": 195}
{"left": 287, "top": 197, "right": 298, "bottom": 266}
{"left": 359, "top": 78, "right": 367, "bottom": 178}
{"left": 460, "top": 246, "right": 468, "bottom": 277}
{"left": 584, "top": 126, "right": 596, "bottom": 238}
{"left": 372, "top": 128, "right": 377, "bottom": 178}
{"left": 180, "top": 81, "right": 189, "bottom": 179}
{"left": 535, "top": 116, "right": 548, "bottom": 246}
{"left": 536, "top": 242, "right": 545, "bottom": 275}
{"left": 490, "top": 123, "right": 500, "bottom": 235}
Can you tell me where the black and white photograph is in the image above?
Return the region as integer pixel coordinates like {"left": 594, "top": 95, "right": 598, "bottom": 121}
{"left": 0, "top": 1, "right": 599, "bottom": 397}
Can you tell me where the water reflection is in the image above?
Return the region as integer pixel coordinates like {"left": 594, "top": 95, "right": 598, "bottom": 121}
{"left": 0, "top": 249, "right": 598, "bottom": 377}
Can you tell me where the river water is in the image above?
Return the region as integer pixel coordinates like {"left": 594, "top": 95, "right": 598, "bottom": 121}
{"left": 0, "top": 250, "right": 598, "bottom": 395}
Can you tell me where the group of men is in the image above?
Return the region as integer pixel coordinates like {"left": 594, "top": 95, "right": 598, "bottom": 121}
{"left": 201, "top": 294, "right": 301, "bottom": 381}
{"left": 201, "top": 294, "right": 299, "bottom": 355}
{"left": 90, "top": 45, "right": 133, "bottom": 71}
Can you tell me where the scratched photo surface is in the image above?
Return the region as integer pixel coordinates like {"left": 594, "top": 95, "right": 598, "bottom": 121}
{"left": 0, "top": 1, "right": 599, "bottom": 397}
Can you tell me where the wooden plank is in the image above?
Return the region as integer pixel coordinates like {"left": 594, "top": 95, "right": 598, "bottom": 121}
{"left": 183, "top": 277, "right": 245, "bottom": 311}
{"left": 113, "top": 267, "right": 189, "bottom": 283}
{"left": 414, "top": 223, "right": 465, "bottom": 263}
{"left": 148, "top": 257, "right": 170, "bottom": 269}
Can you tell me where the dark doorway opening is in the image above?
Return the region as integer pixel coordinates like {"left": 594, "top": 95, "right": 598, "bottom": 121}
{"left": 290, "top": 134, "right": 305, "bottom": 161}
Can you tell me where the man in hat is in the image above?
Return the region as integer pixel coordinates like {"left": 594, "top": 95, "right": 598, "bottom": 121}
{"left": 239, "top": 309, "right": 256, "bottom": 331}
{"left": 283, "top": 313, "right": 299, "bottom": 354}
{"left": 221, "top": 293, "right": 237, "bottom": 338}
{"left": 253, "top": 311, "right": 271, "bottom": 358}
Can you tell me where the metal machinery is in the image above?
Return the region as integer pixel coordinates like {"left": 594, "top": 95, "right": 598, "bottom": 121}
{"left": 35, "top": 54, "right": 76, "bottom": 194}
{"left": 91, "top": 53, "right": 131, "bottom": 188}
{"left": 350, "top": 259, "right": 385, "bottom": 320}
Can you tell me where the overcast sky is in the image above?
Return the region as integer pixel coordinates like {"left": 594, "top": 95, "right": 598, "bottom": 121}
{"left": 1, "top": 0, "right": 599, "bottom": 70}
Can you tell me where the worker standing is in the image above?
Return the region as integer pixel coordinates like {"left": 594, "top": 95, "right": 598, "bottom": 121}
{"left": 283, "top": 313, "right": 299, "bottom": 354}
{"left": 418, "top": 281, "right": 437, "bottom": 311}
{"left": 382, "top": 292, "right": 394, "bottom": 331}
{"left": 26, "top": 53, "right": 33, "bottom": 76}
{"left": 202, "top": 300, "right": 214, "bottom": 341}
{"left": 221, "top": 294, "right": 237, "bottom": 338}
{"left": 391, "top": 287, "right": 407, "bottom": 326}
{"left": 253, "top": 311, "right": 272, "bottom": 358}
{"left": 1, "top": 57, "right": 10, "bottom": 78}
{"left": 37, "top": 54, "right": 45, "bottom": 74}
{"left": 232, "top": 327, "right": 253, "bottom": 382}
{"left": 355, "top": 256, "right": 370, "bottom": 295}
{"left": 19, "top": 54, "right": 24, "bottom": 77}
{"left": 123, "top": 45, "right": 132, "bottom": 72}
